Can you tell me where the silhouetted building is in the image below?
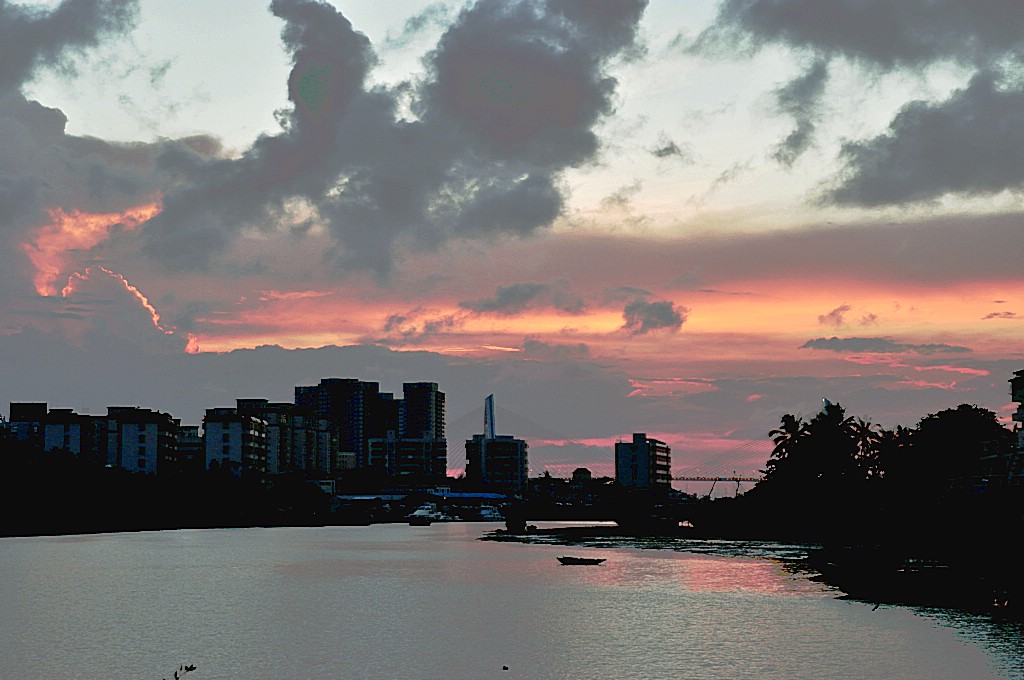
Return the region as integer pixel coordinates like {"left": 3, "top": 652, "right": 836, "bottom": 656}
{"left": 6, "top": 402, "right": 48, "bottom": 445}
{"left": 464, "top": 396, "right": 528, "bottom": 495}
{"left": 203, "top": 407, "right": 267, "bottom": 476}
{"left": 102, "top": 407, "right": 178, "bottom": 475}
{"left": 295, "top": 378, "right": 397, "bottom": 469}
{"left": 1010, "top": 369, "right": 1024, "bottom": 484}
{"left": 615, "top": 433, "right": 671, "bottom": 490}
{"left": 368, "top": 433, "right": 448, "bottom": 481}
{"left": 367, "top": 382, "right": 448, "bottom": 482}
{"left": 168, "top": 425, "right": 205, "bottom": 476}
{"left": 43, "top": 408, "right": 100, "bottom": 462}
{"left": 401, "top": 382, "right": 445, "bottom": 440}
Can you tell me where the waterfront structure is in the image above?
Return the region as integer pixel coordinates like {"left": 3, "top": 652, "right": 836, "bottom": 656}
{"left": 203, "top": 407, "right": 268, "bottom": 475}
{"left": 464, "top": 395, "right": 528, "bottom": 495}
{"left": 615, "top": 433, "right": 671, "bottom": 490}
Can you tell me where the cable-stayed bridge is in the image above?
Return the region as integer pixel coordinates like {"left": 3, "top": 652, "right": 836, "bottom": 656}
{"left": 446, "top": 403, "right": 767, "bottom": 497}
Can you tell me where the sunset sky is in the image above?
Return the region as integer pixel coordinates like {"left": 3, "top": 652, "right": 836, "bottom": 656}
{"left": 2, "top": 0, "right": 1021, "bottom": 481}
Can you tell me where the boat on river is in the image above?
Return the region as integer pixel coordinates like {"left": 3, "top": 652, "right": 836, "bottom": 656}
{"left": 557, "top": 556, "right": 606, "bottom": 566}
{"left": 407, "top": 502, "right": 458, "bottom": 525}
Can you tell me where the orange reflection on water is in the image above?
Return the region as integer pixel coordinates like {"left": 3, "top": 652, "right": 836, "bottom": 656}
{"left": 563, "top": 551, "right": 824, "bottom": 596}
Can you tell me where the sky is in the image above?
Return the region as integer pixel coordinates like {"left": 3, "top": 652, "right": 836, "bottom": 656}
{"left": 1, "top": 0, "right": 1022, "bottom": 483}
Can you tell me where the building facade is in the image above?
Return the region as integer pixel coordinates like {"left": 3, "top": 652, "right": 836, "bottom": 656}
{"left": 102, "top": 407, "right": 178, "bottom": 475}
{"left": 615, "top": 433, "right": 672, "bottom": 490}
{"left": 203, "top": 408, "right": 268, "bottom": 476}
{"left": 465, "top": 434, "right": 528, "bottom": 495}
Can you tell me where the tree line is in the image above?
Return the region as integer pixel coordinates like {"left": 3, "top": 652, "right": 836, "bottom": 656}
{"left": 702, "top": 401, "right": 1020, "bottom": 554}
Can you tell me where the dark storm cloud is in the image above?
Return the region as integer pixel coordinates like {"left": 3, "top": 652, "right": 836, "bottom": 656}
{"left": 771, "top": 58, "right": 828, "bottom": 167}
{"left": 823, "top": 72, "right": 1024, "bottom": 205}
{"left": 141, "top": 0, "right": 648, "bottom": 275}
{"left": 692, "top": 0, "right": 1024, "bottom": 202}
{"left": 800, "top": 336, "right": 972, "bottom": 355}
{"left": 0, "top": 0, "right": 138, "bottom": 90}
{"left": 621, "top": 298, "right": 686, "bottom": 335}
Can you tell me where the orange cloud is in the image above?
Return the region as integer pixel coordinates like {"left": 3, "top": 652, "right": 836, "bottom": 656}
{"left": 22, "top": 202, "right": 161, "bottom": 296}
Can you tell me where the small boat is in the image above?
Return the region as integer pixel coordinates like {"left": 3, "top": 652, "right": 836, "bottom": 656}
{"left": 478, "top": 505, "right": 503, "bottom": 521}
{"left": 557, "top": 556, "right": 606, "bottom": 566}
{"left": 406, "top": 502, "right": 457, "bottom": 525}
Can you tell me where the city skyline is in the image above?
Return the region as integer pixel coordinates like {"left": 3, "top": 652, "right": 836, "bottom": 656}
{"left": 2, "top": 0, "right": 1022, "bottom": 479}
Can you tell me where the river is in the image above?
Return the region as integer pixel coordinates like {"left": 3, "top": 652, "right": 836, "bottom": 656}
{"left": 1, "top": 522, "right": 1021, "bottom": 679}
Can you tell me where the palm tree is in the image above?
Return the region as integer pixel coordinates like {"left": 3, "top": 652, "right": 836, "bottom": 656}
{"left": 765, "top": 413, "right": 805, "bottom": 479}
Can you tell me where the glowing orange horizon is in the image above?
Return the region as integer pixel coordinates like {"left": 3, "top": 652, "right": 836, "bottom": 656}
{"left": 23, "top": 202, "right": 161, "bottom": 296}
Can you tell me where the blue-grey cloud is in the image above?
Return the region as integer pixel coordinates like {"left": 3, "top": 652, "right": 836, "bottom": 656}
{"left": 140, "top": 0, "right": 648, "bottom": 276}
{"left": 691, "top": 0, "right": 1024, "bottom": 203}
{"left": 823, "top": 72, "right": 1024, "bottom": 205}
{"left": 460, "top": 281, "right": 585, "bottom": 315}
{"left": 771, "top": 58, "right": 828, "bottom": 167}
{"left": 800, "top": 336, "right": 971, "bottom": 354}
{"left": 621, "top": 298, "right": 686, "bottom": 335}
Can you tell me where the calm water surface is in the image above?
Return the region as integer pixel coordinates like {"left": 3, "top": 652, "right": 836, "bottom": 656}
{"left": 2, "top": 522, "right": 1021, "bottom": 679}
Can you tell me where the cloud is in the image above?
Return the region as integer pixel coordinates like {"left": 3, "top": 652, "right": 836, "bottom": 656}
{"left": 771, "top": 58, "right": 828, "bottom": 167}
{"left": 383, "top": 2, "right": 452, "bottom": 49}
{"left": 651, "top": 134, "right": 694, "bottom": 162}
{"left": 690, "top": 0, "right": 1024, "bottom": 71}
{"left": 522, "top": 338, "right": 590, "bottom": 360}
{"left": 800, "top": 336, "right": 971, "bottom": 355}
{"left": 0, "top": 0, "right": 139, "bottom": 91}
{"left": 817, "top": 304, "right": 851, "bottom": 328}
{"left": 691, "top": 1, "right": 1024, "bottom": 203}
{"left": 139, "top": 0, "right": 648, "bottom": 276}
{"left": 621, "top": 298, "right": 687, "bottom": 335}
{"left": 823, "top": 72, "right": 1024, "bottom": 205}
{"left": 459, "top": 281, "right": 585, "bottom": 315}
{"left": 460, "top": 283, "right": 548, "bottom": 314}
{"left": 982, "top": 311, "right": 1018, "bottom": 320}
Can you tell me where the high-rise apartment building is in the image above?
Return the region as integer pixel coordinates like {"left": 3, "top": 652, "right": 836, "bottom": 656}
{"left": 615, "top": 433, "right": 672, "bottom": 490}
{"left": 295, "top": 378, "right": 397, "bottom": 468}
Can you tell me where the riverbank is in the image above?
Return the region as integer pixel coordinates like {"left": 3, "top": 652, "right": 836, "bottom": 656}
{"left": 483, "top": 522, "right": 1023, "bottom": 621}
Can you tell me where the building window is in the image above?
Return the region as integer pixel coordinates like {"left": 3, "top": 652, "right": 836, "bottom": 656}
{"left": 139, "top": 434, "right": 146, "bottom": 444}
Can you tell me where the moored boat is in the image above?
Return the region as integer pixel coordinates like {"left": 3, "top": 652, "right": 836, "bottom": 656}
{"left": 557, "top": 556, "right": 606, "bottom": 565}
